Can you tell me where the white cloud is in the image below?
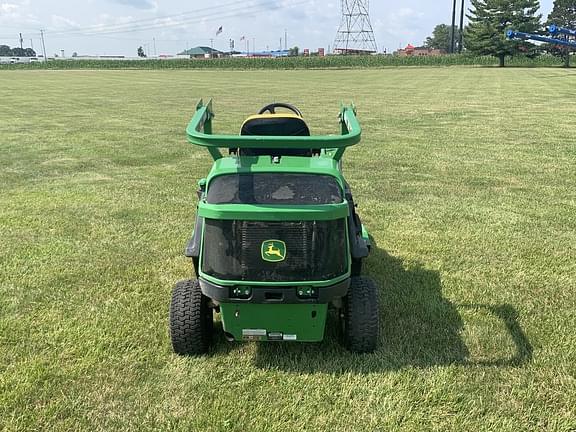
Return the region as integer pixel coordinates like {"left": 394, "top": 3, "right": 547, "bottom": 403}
{"left": 0, "top": 3, "right": 19, "bottom": 15}
{"left": 51, "top": 14, "right": 80, "bottom": 29}
{"left": 110, "top": 0, "right": 157, "bottom": 10}
{"left": 0, "top": 0, "right": 39, "bottom": 34}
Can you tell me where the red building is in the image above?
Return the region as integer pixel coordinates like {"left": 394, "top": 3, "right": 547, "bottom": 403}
{"left": 395, "top": 44, "right": 445, "bottom": 57}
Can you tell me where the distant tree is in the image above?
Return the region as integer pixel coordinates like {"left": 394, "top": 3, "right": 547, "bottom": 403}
{"left": 137, "top": 46, "right": 146, "bottom": 57}
{"left": 547, "top": 0, "right": 576, "bottom": 27}
{"left": 466, "top": 0, "right": 542, "bottom": 67}
{"left": 11, "top": 47, "right": 26, "bottom": 56}
{"left": 0, "top": 45, "right": 36, "bottom": 57}
{"left": 424, "top": 24, "right": 456, "bottom": 52}
{"left": 546, "top": 0, "right": 576, "bottom": 67}
{"left": 288, "top": 46, "right": 299, "bottom": 56}
{"left": 72, "top": 51, "right": 78, "bottom": 57}
{"left": 0, "top": 45, "right": 11, "bottom": 56}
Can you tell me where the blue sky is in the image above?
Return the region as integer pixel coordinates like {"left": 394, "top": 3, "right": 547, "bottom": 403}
{"left": 0, "top": 0, "right": 555, "bottom": 56}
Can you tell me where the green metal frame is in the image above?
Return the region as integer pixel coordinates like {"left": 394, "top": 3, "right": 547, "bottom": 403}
{"left": 198, "top": 202, "right": 349, "bottom": 221}
{"left": 186, "top": 99, "right": 361, "bottom": 161}
{"left": 220, "top": 303, "right": 329, "bottom": 342}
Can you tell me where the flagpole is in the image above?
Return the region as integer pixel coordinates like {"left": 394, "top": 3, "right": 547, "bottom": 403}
{"left": 212, "top": 26, "right": 223, "bottom": 59}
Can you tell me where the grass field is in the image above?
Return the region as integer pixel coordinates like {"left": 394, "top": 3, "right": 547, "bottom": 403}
{"left": 0, "top": 68, "right": 575, "bottom": 431}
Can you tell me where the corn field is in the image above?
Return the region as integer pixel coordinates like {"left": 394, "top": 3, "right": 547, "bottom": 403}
{"left": 0, "top": 54, "right": 566, "bottom": 70}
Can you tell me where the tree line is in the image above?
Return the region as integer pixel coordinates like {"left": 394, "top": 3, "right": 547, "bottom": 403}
{"left": 0, "top": 45, "right": 37, "bottom": 57}
{"left": 425, "top": 0, "right": 576, "bottom": 67}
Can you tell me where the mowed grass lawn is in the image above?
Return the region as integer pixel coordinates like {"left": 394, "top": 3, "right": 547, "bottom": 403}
{"left": 1, "top": 67, "right": 575, "bottom": 431}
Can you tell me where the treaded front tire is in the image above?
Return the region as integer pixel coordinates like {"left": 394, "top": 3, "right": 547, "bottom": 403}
{"left": 169, "top": 279, "right": 213, "bottom": 355}
{"left": 342, "top": 276, "right": 379, "bottom": 353}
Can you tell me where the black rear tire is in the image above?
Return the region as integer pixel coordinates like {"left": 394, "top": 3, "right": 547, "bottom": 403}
{"left": 342, "top": 276, "right": 379, "bottom": 353}
{"left": 351, "top": 258, "right": 362, "bottom": 277}
{"left": 169, "top": 279, "right": 213, "bottom": 355}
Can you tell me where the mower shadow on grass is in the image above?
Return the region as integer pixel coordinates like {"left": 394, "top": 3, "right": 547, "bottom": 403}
{"left": 252, "top": 246, "right": 532, "bottom": 374}
{"left": 455, "top": 303, "right": 533, "bottom": 367}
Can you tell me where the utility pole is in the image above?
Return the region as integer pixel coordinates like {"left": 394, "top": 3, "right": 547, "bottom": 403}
{"left": 40, "top": 30, "right": 47, "bottom": 62}
{"left": 280, "top": 37, "right": 282, "bottom": 51}
{"left": 458, "top": 0, "right": 465, "bottom": 53}
{"left": 450, "top": 0, "right": 457, "bottom": 53}
{"left": 210, "top": 38, "right": 214, "bottom": 58}
{"left": 30, "top": 39, "right": 34, "bottom": 51}
{"left": 284, "top": 29, "right": 287, "bottom": 51}
{"left": 19, "top": 32, "right": 23, "bottom": 49}
{"left": 153, "top": 37, "right": 156, "bottom": 56}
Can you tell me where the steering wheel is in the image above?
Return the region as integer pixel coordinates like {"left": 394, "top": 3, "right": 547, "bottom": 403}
{"left": 258, "top": 102, "right": 303, "bottom": 117}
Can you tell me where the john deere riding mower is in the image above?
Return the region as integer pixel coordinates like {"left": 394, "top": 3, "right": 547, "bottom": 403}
{"left": 169, "top": 101, "right": 379, "bottom": 354}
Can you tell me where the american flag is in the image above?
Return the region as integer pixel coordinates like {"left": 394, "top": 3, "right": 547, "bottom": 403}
{"left": 216, "top": 26, "right": 223, "bottom": 36}
{"left": 240, "top": 36, "right": 245, "bottom": 41}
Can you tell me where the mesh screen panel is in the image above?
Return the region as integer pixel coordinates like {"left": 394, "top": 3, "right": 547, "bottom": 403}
{"left": 202, "top": 219, "right": 347, "bottom": 282}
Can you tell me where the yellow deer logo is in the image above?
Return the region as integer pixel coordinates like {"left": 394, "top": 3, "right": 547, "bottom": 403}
{"left": 266, "top": 244, "right": 284, "bottom": 258}
{"left": 261, "top": 240, "right": 286, "bottom": 262}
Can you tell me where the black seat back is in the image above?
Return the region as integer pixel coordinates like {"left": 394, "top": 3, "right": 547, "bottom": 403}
{"left": 240, "top": 115, "right": 311, "bottom": 157}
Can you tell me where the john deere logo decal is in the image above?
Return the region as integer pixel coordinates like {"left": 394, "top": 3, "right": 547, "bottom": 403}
{"left": 261, "top": 240, "right": 286, "bottom": 262}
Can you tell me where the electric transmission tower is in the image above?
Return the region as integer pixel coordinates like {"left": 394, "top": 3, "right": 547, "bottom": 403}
{"left": 333, "top": 0, "right": 378, "bottom": 54}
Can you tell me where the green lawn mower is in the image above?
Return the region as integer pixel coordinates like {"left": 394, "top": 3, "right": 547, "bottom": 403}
{"left": 169, "top": 100, "right": 379, "bottom": 354}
